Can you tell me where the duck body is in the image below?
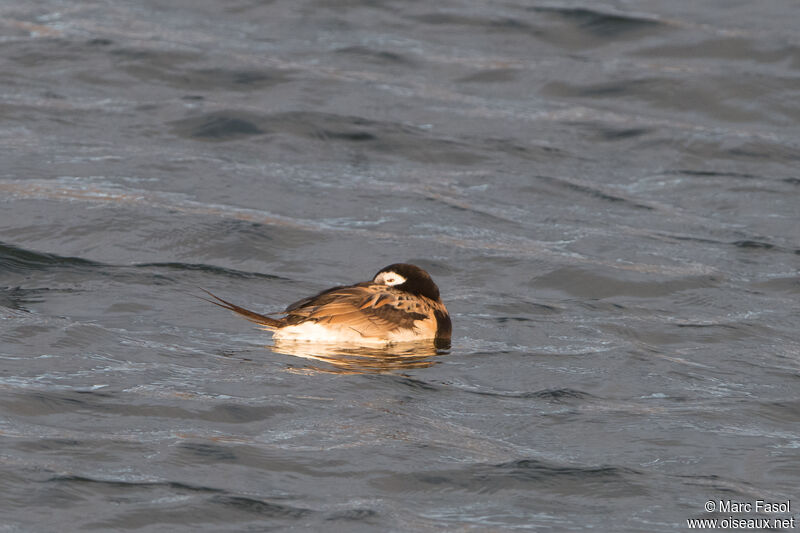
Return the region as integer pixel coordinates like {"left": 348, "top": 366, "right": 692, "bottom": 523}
{"left": 205, "top": 263, "right": 451, "bottom": 345}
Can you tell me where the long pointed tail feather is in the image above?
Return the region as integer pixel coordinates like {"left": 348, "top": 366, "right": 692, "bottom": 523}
{"left": 200, "top": 289, "right": 283, "bottom": 329}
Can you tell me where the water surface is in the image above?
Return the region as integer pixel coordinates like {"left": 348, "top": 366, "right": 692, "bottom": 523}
{"left": 1, "top": 1, "right": 799, "bottom": 531}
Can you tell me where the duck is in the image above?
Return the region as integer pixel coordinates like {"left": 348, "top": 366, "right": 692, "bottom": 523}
{"left": 204, "top": 263, "right": 451, "bottom": 345}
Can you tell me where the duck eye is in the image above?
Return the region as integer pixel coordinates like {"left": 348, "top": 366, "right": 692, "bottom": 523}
{"left": 377, "top": 272, "right": 405, "bottom": 286}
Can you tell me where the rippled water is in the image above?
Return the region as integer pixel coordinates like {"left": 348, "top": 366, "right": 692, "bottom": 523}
{"left": 2, "top": 1, "right": 799, "bottom": 531}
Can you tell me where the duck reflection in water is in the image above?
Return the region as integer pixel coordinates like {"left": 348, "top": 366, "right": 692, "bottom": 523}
{"left": 269, "top": 339, "right": 450, "bottom": 375}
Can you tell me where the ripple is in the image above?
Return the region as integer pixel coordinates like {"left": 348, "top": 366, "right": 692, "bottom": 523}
{"left": 135, "top": 262, "right": 288, "bottom": 281}
{"left": 0, "top": 241, "right": 99, "bottom": 273}
{"left": 334, "top": 45, "right": 415, "bottom": 66}
{"left": 531, "top": 267, "right": 719, "bottom": 299}
{"left": 174, "top": 114, "right": 265, "bottom": 140}
{"left": 529, "top": 6, "right": 665, "bottom": 37}
{"left": 124, "top": 64, "right": 294, "bottom": 91}
{"left": 42, "top": 475, "right": 314, "bottom": 528}
{"left": 170, "top": 110, "right": 486, "bottom": 164}
{"left": 372, "top": 458, "right": 643, "bottom": 496}
{"left": 460, "top": 386, "right": 594, "bottom": 402}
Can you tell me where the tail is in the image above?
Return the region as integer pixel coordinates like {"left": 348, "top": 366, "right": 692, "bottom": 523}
{"left": 199, "top": 289, "right": 283, "bottom": 329}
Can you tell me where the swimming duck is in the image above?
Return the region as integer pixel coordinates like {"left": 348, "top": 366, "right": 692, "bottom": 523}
{"left": 204, "top": 263, "right": 451, "bottom": 344}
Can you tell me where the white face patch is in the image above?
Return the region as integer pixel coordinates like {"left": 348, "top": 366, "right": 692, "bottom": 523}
{"left": 374, "top": 271, "right": 407, "bottom": 286}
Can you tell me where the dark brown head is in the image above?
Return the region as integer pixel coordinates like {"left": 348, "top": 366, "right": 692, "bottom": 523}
{"left": 372, "top": 263, "right": 441, "bottom": 301}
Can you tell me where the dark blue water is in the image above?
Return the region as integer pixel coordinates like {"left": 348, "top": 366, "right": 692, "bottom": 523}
{"left": 1, "top": 1, "right": 799, "bottom": 531}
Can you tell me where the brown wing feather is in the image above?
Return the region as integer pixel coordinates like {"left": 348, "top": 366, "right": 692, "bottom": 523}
{"left": 284, "top": 283, "right": 371, "bottom": 313}
{"left": 285, "top": 284, "right": 429, "bottom": 336}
